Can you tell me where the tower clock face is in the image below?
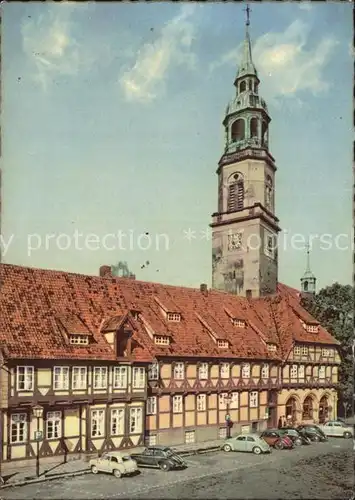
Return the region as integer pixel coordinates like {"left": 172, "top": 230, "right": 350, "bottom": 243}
{"left": 228, "top": 232, "right": 242, "bottom": 251}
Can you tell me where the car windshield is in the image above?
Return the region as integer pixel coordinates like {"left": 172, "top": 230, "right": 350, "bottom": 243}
{"left": 165, "top": 449, "right": 177, "bottom": 458}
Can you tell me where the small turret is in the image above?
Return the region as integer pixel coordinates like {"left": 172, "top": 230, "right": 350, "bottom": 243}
{"left": 300, "top": 242, "right": 316, "bottom": 296}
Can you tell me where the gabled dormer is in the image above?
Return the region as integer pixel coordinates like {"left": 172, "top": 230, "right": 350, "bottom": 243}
{"left": 100, "top": 312, "right": 137, "bottom": 357}
{"left": 139, "top": 314, "right": 172, "bottom": 347}
{"left": 154, "top": 296, "right": 181, "bottom": 322}
{"left": 224, "top": 307, "right": 246, "bottom": 328}
{"left": 56, "top": 312, "right": 93, "bottom": 347}
{"left": 195, "top": 312, "right": 230, "bottom": 349}
{"left": 266, "top": 343, "right": 277, "bottom": 352}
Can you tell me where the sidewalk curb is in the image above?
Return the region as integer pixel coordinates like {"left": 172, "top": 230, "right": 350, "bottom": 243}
{"left": 0, "top": 469, "right": 91, "bottom": 489}
{"left": 0, "top": 445, "right": 221, "bottom": 489}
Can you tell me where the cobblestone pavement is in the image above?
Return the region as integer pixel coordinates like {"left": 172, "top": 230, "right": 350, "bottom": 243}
{"left": 2, "top": 438, "right": 353, "bottom": 500}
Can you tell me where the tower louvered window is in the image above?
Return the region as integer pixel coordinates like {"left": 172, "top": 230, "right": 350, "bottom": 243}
{"left": 228, "top": 181, "right": 244, "bottom": 211}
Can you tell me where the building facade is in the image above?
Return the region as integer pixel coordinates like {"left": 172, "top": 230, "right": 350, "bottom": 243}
{"left": 0, "top": 264, "right": 340, "bottom": 465}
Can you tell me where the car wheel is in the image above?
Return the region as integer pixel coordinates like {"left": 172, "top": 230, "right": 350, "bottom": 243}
{"left": 113, "top": 469, "right": 122, "bottom": 478}
{"left": 274, "top": 440, "right": 283, "bottom": 450}
{"left": 294, "top": 438, "right": 302, "bottom": 446}
{"left": 252, "top": 446, "right": 262, "bottom": 455}
{"left": 313, "top": 435, "right": 320, "bottom": 442}
{"left": 91, "top": 465, "right": 99, "bottom": 474}
{"left": 223, "top": 444, "right": 232, "bottom": 452}
{"left": 344, "top": 431, "right": 352, "bottom": 439}
{"left": 159, "top": 462, "right": 170, "bottom": 472}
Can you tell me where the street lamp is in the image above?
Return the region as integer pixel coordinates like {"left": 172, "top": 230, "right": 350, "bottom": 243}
{"left": 32, "top": 405, "right": 43, "bottom": 478}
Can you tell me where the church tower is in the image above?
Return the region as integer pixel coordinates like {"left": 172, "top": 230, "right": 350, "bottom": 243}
{"left": 300, "top": 242, "right": 316, "bottom": 296}
{"left": 211, "top": 6, "right": 281, "bottom": 298}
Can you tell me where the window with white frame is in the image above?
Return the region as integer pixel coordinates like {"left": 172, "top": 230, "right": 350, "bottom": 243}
{"left": 219, "top": 393, "right": 228, "bottom": 410}
{"left": 91, "top": 409, "right": 105, "bottom": 437}
{"left": 242, "top": 363, "right": 250, "bottom": 378}
{"left": 290, "top": 365, "right": 298, "bottom": 378}
{"left": 16, "top": 366, "right": 34, "bottom": 391}
{"left": 220, "top": 363, "right": 230, "bottom": 379}
{"left": 173, "top": 363, "right": 184, "bottom": 380}
{"left": 111, "top": 408, "right": 124, "bottom": 436}
{"left": 11, "top": 414, "right": 27, "bottom": 443}
{"left": 147, "top": 396, "right": 157, "bottom": 415}
{"left": 93, "top": 367, "right": 108, "bottom": 389}
{"left": 261, "top": 364, "right": 269, "bottom": 379}
{"left": 167, "top": 313, "right": 181, "bottom": 322}
{"left": 198, "top": 363, "right": 208, "bottom": 380}
{"left": 173, "top": 395, "right": 183, "bottom": 413}
{"left": 267, "top": 344, "right": 277, "bottom": 352}
{"left": 197, "top": 394, "right": 206, "bottom": 411}
{"left": 69, "top": 334, "right": 89, "bottom": 345}
{"left": 217, "top": 339, "right": 229, "bottom": 349}
{"left": 53, "top": 366, "right": 69, "bottom": 390}
{"left": 301, "top": 346, "right": 308, "bottom": 355}
{"left": 133, "top": 367, "right": 145, "bottom": 389}
{"left": 154, "top": 335, "right": 170, "bottom": 345}
{"left": 321, "top": 348, "right": 333, "bottom": 357}
{"left": 219, "top": 427, "right": 227, "bottom": 439}
{"left": 113, "top": 366, "right": 128, "bottom": 389}
{"left": 306, "top": 324, "right": 319, "bottom": 333}
{"left": 249, "top": 391, "right": 258, "bottom": 408}
{"left": 232, "top": 319, "right": 246, "bottom": 328}
{"left": 129, "top": 407, "right": 143, "bottom": 433}
{"left": 46, "top": 411, "right": 61, "bottom": 439}
{"left": 318, "top": 365, "right": 326, "bottom": 379}
{"left": 230, "top": 392, "right": 239, "bottom": 409}
{"left": 185, "top": 430, "right": 195, "bottom": 443}
{"left": 72, "top": 367, "right": 87, "bottom": 390}
{"left": 148, "top": 363, "right": 159, "bottom": 380}
{"left": 298, "top": 365, "right": 305, "bottom": 379}
{"left": 293, "top": 346, "right": 301, "bottom": 355}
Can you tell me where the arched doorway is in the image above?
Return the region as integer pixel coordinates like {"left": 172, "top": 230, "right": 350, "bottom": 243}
{"left": 318, "top": 396, "right": 329, "bottom": 423}
{"left": 285, "top": 397, "right": 297, "bottom": 425}
{"left": 302, "top": 395, "right": 314, "bottom": 421}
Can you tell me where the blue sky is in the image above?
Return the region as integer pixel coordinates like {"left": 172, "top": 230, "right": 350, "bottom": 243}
{"left": 2, "top": 1, "right": 353, "bottom": 291}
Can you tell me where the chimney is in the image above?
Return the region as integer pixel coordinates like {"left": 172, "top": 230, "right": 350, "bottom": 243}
{"left": 99, "top": 265, "right": 112, "bottom": 278}
{"left": 246, "top": 289, "right": 252, "bottom": 300}
{"left": 200, "top": 283, "right": 208, "bottom": 294}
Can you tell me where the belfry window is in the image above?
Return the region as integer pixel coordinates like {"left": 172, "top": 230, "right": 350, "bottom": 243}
{"left": 231, "top": 119, "right": 245, "bottom": 142}
{"left": 250, "top": 118, "right": 258, "bottom": 139}
{"left": 265, "top": 175, "right": 273, "bottom": 210}
{"left": 262, "top": 121, "right": 268, "bottom": 146}
{"left": 228, "top": 174, "right": 244, "bottom": 212}
{"left": 239, "top": 81, "right": 247, "bottom": 93}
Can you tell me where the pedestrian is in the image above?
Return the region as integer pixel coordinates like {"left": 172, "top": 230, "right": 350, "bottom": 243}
{"left": 278, "top": 416, "right": 282, "bottom": 429}
{"left": 282, "top": 415, "right": 287, "bottom": 427}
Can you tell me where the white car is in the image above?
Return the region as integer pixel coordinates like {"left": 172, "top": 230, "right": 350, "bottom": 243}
{"left": 318, "top": 420, "right": 353, "bottom": 439}
{"left": 90, "top": 451, "right": 138, "bottom": 478}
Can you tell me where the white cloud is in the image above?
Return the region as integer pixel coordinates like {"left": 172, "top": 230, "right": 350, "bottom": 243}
{"left": 211, "top": 19, "right": 338, "bottom": 104}
{"left": 119, "top": 4, "right": 197, "bottom": 103}
{"left": 299, "top": 2, "right": 312, "bottom": 11}
{"left": 21, "top": 3, "right": 96, "bottom": 90}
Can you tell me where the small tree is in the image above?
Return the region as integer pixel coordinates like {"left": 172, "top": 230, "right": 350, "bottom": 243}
{"left": 301, "top": 283, "right": 354, "bottom": 414}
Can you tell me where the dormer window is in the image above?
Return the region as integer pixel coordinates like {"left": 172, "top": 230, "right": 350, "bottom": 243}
{"left": 167, "top": 313, "right": 181, "bottom": 322}
{"left": 217, "top": 339, "right": 229, "bottom": 349}
{"left": 131, "top": 310, "right": 140, "bottom": 320}
{"left": 306, "top": 324, "right": 319, "bottom": 333}
{"left": 69, "top": 334, "right": 89, "bottom": 345}
{"left": 267, "top": 343, "right": 277, "bottom": 352}
{"left": 154, "top": 335, "right": 170, "bottom": 346}
{"left": 232, "top": 319, "right": 246, "bottom": 328}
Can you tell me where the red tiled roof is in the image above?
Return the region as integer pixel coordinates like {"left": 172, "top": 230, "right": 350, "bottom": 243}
{"left": 0, "top": 264, "right": 339, "bottom": 363}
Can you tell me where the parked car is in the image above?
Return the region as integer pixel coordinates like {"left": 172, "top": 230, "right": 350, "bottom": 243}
{"left": 260, "top": 430, "right": 294, "bottom": 450}
{"left": 318, "top": 420, "right": 354, "bottom": 439}
{"left": 297, "top": 424, "right": 328, "bottom": 442}
{"left": 278, "top": 428, "right": 311, "bottom": 446}
{"left": 222, "top": 434, "right": 271, "bottom": 455}
{"left": 90, "top": 451, "right": 138, "bottom": 478}
{"left": 130, "top": 446, "right": 186, "bottom": 471}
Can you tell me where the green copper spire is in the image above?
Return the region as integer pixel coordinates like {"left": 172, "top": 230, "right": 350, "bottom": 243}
{"left": 235, "top": 4, "right": 258, "bottom": 82}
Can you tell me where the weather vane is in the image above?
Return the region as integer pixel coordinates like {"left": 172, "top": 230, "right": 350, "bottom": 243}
{"left": 244, "top": 4, "right": 251, "bottom": 26}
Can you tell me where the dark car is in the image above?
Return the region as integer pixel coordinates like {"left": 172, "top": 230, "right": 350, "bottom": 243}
{"left": 278, "top": 428, "right": 311, "bottom": 445}
{"left": 130, "top": 446, "right": 187, "bottom": 471}
{"left": 297, "top": 424, "right": 328, "bottom": 442}
{"left": 260, "top": 430, "right": 294, "bottom": 450}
